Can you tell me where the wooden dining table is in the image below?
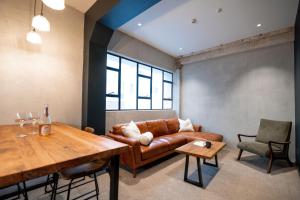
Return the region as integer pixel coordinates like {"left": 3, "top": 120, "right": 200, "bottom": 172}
{"left": 0, "top": 122, "right": 128, "bottom": 200}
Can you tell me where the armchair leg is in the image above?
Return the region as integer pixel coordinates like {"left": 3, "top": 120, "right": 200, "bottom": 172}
{"left": 286, "top": 157, "right": 294, "bottom": 167}
{"left": 267, "top": 157, "right": 273, "bottom": 173}
{"left": 237, "top": 149, "right": 243, "bottom": 161}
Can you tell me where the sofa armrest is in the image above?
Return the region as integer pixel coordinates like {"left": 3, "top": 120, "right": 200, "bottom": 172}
{"left": 193, "top": 124, "right": 202, "bottom": 132}
{"left": 106, "top": 132, "right": 140, "bottom": 147}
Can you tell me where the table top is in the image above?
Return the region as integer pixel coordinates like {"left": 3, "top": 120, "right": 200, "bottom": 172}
{"left": 175, "top": 140, "right": 226, "bottom": 159}
{"left": 0, "top": 122, "right": 128, "bottom": 188}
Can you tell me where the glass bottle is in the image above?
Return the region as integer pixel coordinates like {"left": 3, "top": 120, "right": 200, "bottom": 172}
{"left": 39, "top": 104, "right": 51, "bottom": 136}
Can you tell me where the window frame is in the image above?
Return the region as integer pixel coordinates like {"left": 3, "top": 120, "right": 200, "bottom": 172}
{"left": 106, "top": 52, "right": 173, "bottom": 111}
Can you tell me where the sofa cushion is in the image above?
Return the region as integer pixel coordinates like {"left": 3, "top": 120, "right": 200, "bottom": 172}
{"left": 165, "top": 118, "right": 180, "bottom": 134}
{"left": 159, "top": 134, "right": 187, "bottom": 150}
{"left": 146, "top": 120, "right": 169, "bottom": 137}
{"left": 237, "top": 141, "right": 281, "bottom": 157}
{"left": 140, "top": 137, "right": 170, "bottom": 160}
{"left": 179, "top": 118, "right": 194, "bottom": 132}
{"left": 178, "top": 131, "right": 223, "bottom": 142}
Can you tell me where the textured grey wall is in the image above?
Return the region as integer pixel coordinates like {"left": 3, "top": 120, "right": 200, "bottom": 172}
{"left": 181, "top": 43, "right": 295, "bottom": 160}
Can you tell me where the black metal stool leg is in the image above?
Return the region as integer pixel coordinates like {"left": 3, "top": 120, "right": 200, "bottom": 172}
{"left": 51, "top": 173, "right": 59, "bottom": 200}
{"left": 66, "top": 179, "right": 73, "bottom": 200}
{"left": 22, "top": 181, "right": 29, "bottom": 200}
{"left": 94, "top": 173, "right": 99, "bottom": 200}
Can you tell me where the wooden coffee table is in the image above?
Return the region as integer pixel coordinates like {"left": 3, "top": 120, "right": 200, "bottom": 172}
{"left": 175, "top": 140, "right": 226, "bottom": 188}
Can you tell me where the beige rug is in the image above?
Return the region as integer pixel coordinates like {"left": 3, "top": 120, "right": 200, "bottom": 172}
{"left": 29, "top": 148, "right": 300, "bottom": 200}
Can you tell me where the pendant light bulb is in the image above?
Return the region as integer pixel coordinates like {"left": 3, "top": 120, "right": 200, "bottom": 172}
{"left": 32, "top": 15, "right": 50, "bottom": 32}
{"left": 26, "top": 29, "right": 42, "bottom": 44}
{"left": 42, "top": 0, "right": 65, "bottom": 10}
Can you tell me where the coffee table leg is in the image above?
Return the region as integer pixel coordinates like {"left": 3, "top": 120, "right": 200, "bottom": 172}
{"left": 203, "top": 154, "right": 219, "bottom": 167}
{"left": 183, "top": 155, "right": 203, "bottom": 188}
{"left": 196, "top": 157, "right": 203, "bottom": 187}
{"left": 184, "top": 155, "right": 189, "bottom": 181}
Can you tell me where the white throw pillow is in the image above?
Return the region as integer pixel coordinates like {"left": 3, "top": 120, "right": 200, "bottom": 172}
{"left": 139, "top": 132, "right": 153, "bottom": 146}
{"left": 178, "top": 118, "right": 194, "bottom": 132}
{"left": 121, "top": 121, "right": 141, "bottom": 140}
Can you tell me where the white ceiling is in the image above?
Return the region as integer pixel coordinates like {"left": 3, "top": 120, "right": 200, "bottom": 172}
{"left": 65, "top": 0, "right": 96, "bottom": 13}
{"left": 119, "top": 0, "right": 299, "bottom": 57}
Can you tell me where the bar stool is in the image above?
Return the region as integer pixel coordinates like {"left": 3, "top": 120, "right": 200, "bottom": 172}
{"left": 50, "top": 127, "right": 110, "bottom": 200}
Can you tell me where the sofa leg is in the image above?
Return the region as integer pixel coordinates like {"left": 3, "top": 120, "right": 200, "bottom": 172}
{"left": 237, "top": 149, "right": 243, "bottom": 161}
{"left": 132, "top": 169, "right": 137, "bottom": 178}
{"left": 267, "top": 157, "right": 273, "bottom": 173}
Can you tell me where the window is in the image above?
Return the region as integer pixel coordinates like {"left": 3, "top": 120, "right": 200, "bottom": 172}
{"left": 106, "top": 53, "right": 173, "bottom": 110}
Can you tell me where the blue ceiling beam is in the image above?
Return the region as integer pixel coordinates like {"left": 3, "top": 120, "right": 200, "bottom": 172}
{"left": 99, "top": 0, "right": 161, "bottom": 30}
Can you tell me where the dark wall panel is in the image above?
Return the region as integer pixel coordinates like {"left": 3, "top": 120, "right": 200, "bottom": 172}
{"left": 295, "top": 5, "right": 300, "bottom": 171}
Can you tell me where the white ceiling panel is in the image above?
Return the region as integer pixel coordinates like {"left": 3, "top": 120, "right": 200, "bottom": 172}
{"left": 119, "top": 0, "right": 299, "bottom": 57}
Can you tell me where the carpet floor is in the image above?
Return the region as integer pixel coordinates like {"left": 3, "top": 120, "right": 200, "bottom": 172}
{"left": 28, "top": 148, "right": 300, "bottom": 200}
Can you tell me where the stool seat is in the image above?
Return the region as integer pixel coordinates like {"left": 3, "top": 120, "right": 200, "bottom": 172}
{"left": 60, "top": 159, "right": 108, "bottom": 180}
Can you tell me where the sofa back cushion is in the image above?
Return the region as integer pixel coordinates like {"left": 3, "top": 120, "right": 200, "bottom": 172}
{"left": 165, "top": 118, "right": 180, "bottom": 134}
{"left": 112, "top": 124, "right": 124, "bottom": 135}
{"left": 135, "top": 122, "right": 149, "bottom": 133}
{"left": 146, "top": 119, "right": 169, "bottom": 137}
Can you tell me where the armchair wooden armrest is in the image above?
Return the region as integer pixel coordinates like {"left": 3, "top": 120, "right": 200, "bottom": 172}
{"left": 237, "top": 134, "right": 257, "bottom": 142}
{"left": 268, "top": 141, "right": 291, "bottom": 153}
{"left": 106, "top": 132, "right": 140, "bottom": 147}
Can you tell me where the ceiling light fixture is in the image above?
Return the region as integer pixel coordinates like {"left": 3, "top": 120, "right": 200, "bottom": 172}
{"left": 179, "top": 48, "right": 183, "bottom": 51}
{"left": 257, "top": 23, "right": 262, "bottom": 27}
{"left": 137, "top": 23, "right": 142, "bottom": 26}
{"left": 42, "top": 0, "right": 65, "bottom": 10}
{"left": 26, "top": 29, "right": 42, "bottom": 44}
{"left": 32, "top": 2, "right": 50, "bottom": 32}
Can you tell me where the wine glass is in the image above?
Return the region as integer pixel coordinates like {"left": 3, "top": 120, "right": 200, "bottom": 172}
{"left": 29, "top": 112, "right": 40, "bottom": 134}
{"left": 16, "top": 112, "right": 28, "bottom": 138}
{"left": 16, "top": 112, "right": 27, "bottom": 127}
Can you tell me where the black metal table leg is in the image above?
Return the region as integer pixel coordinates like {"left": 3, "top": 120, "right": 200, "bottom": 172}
{"left": 203, "top": 154, "right": 219, "bottom": 167}
{"left": 109, "top": 155, "right": 120, "bottom": 200}
{"left": 183, "top": 155, "right": 203, "bottom": 188}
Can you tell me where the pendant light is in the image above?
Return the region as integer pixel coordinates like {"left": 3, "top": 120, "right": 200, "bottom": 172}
{"left": 42, "top": 0, "right": 65, "bottom": 10}
{"left": 32, "top": 1, "right": 50, "bottom": 32}
{"left": 26, "top": 29, "right": 42, "bottom": 44}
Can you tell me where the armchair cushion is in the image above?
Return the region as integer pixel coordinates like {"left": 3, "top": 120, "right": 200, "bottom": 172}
{"left": 237, "top": 141, "right": 281, "bottom": 157}
{"left": 256, "top": 119, "right": 292, "bottom": 144}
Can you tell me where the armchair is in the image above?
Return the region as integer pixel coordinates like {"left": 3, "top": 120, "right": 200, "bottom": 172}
{"left": 237, "top": 119, "right": 293, "bottom": 173}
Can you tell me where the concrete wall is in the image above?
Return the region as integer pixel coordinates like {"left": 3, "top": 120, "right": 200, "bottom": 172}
{"left": 106, "top": 110, "right": 177, "bottom": 132}
{"left": 181, "top": 43, "right": 296, "bottom": 160}
{"left": 106, "top": 31, "right": 178, "bottom": 131}
{"left": 108, "top": 31, "right": 175, "bottom": 71}
{"left": 0, "top": 0, "right": 84, "bottom": 127}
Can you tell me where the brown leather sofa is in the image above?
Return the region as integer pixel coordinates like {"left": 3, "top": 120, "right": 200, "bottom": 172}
{"left": 106, "top": 118, "right": 223, "bottom": 177}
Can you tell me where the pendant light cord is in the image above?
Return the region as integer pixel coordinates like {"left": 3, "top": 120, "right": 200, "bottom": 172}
{"left": 33, "top": 0, "right": 36, "bottom": 16}
{"left": 41, "top": 2, "right": 44, "bottom": 16}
